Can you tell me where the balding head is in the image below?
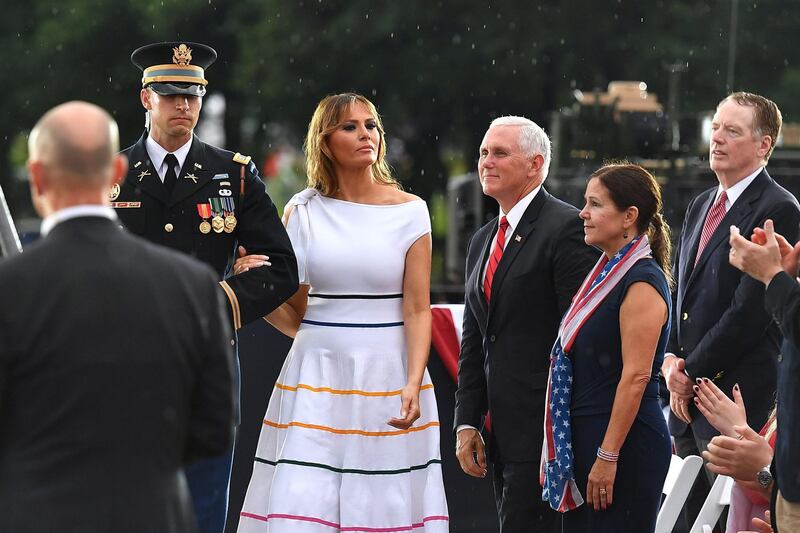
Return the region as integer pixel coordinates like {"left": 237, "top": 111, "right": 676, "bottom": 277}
{"left": 29, "top": 101, "right": 119, "bottom": 185}
{"left": 27, "top": 101, "right": 126, "bottom": 216}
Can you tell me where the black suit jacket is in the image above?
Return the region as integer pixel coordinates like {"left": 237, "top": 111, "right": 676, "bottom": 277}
{"left": 0, "top": 217, "right": 235, "bottom": 533}
{"left": 118, "top": 133, "right": 298, "bottom": 330}
{"left": 667, "top": 169, "right": 800, "bottom": 440}
{"left": 455, "top": 188, "right": 598, "bottom": 462}
{"left": 765, "top": 272, "right": 800, "bottom": 501}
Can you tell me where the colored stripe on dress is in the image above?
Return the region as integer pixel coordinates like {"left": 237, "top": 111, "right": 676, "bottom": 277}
{"left": 263, "top": 419, "right": 439, "bottom": 436}
{"left": 253, "top": 457, "right": 442, "bottom": 475}
{"left": 301, "top": 319, "right": 404, "bottom": 328}
{"left": 309, "top": 293, "right": 403, "bottom": 299}
{"left": 275, "top": 382, "right": 434, "bottom": 397}
{"left": 239, "top": 512, "right": 449, "bottom": 532}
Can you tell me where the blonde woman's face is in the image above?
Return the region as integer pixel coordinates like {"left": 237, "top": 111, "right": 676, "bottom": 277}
{"left": 325, "top": 103, "right": 380, "bottom": 171}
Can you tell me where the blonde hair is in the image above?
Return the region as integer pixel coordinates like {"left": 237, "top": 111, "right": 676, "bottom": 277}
{"left": 303, "top": 93, "right": 400, "bottom": 195}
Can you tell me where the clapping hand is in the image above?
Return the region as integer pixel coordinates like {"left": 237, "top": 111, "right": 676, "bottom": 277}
{"left": 729, "top": 220, "right": 795, "bottom": 284}
{"left": 693, "top": 379, "right": 747, "bottom": 438}
{"left": 703, "top": 425, "right": 772, "bottom": 484}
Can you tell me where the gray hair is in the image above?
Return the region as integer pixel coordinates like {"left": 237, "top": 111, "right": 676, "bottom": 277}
{"left": 489, "top": 115, "right": 551, "bottom": 179}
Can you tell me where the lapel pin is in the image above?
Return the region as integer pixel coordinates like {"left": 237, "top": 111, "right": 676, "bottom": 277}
{"left": 134, "top": 161, "right": 142, "bottom": 168}
{"left": 137, "top": 169, "right": 151, "bottom": 181}
{"left": 514, "top": 235, "right": 522, "bottom": 242}
{"left": 184, "top": 173, "right": 198, "bottom": 184}
{"left": 194, "top": 162, "right": 203, "bottom": 169}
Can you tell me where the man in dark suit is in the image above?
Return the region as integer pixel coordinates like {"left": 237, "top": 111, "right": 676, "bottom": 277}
{"left": 115, "top": 42, "right": 299, "bottom": 532}
{"left": 729, "top": 219, "right": 800, "bottom": 531}
{"left": 0, "top": 101, "right": 235, "bottom": 533}
{"left": 661, "top": 92, "right": 800, "bottom": 530}
{"left": 454, "top": 116, "right": 598, "bottom": 532}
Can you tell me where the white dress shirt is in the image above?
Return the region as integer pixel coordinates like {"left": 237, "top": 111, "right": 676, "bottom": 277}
{"left": 481, "top": 185, "right": 542, "bottom": 283}
{"left": 40, "top": 205, "right": 117, "bottom": 237}
{"left": 712, "top": 166, "right": 763, "bottom": 210}
{"left": 145, "top": 135, "right": 193, "bottom": 182}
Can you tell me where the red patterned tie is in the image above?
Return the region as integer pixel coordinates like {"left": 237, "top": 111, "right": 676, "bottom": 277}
{"left": 483, "top": 216, "right": 510, "bottom": 304}
{"left": 694, "top": 190, "right": 728, "bottom": 266}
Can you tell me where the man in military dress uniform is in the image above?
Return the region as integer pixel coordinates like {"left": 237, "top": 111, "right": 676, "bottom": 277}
{"left": 114, "top": 41, "right": 298, "bottom": 533}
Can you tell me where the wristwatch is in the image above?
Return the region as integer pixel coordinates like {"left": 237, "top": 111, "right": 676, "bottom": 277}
{"left": 756, "top": 466, "right": 773, "bottom": 488}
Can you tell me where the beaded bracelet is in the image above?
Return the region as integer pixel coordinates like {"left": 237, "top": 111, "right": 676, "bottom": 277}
{"left": 597, "top": 447, "right": 619, "bottom": 462}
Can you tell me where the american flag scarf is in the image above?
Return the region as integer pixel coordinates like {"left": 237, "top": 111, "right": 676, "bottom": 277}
{"left": 540, "top": 234, "right": 651, "bottom": 512}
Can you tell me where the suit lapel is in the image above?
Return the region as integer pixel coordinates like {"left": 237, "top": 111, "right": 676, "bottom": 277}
{"left": 170, "top": 137, "right": 213, "bottom": 207}
{"left": 681, "top": 189, "right": 715, "bottom": 285}
{"left": 487, "top": 188, "right": 548, "bottom": 316}
{"left": 687, "top": 171, "right": 768, "bottom": 290}
{"left": 126, "top": 133, "right": 169, "bottom": 205}
{"left": 471, "top": 222, "right": 495, "bottom": 319}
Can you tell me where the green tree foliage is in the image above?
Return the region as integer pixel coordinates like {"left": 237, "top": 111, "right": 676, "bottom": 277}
{"left": 3, "top": 0, "right": 800, "bottom": 217}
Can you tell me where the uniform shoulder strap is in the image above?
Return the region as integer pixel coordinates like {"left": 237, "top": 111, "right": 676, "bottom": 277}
{"left": 232, "top": 152, "right": 252, "bottom": 165}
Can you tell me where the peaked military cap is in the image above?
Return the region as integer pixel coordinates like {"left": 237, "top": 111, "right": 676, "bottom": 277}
{"left": 131, "top": 41, "right": 217, "bottom": 97}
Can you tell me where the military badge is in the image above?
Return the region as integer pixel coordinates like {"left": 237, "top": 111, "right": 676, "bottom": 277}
{"left": 173, "top": 43, "right": 193, "bottom": 66}
{"left": 209, "top": 198, "right": 225, "bottom": 233}
{"left": 197, "top": 203, "right": 212, "bottom": 234}
{"left": 109, "top": 183, "right": 120, "bottom": 201}
{"left": 222, "top": 197, "right": 236, "bottom": 233}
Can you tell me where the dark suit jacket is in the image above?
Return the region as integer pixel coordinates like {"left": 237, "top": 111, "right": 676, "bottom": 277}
{"left": 765, "top": 272, "right": 800, "bottom": 502}
{"left": 454, "top": 188, "right": 598, "bottom": 462}
{"left": 118, "top": 133, "right": 298, "bottom": 330}
{"left": 667, "top": 169, "right": 800, "bottom": 440}
{"left": 0, "top": 216, "right": 235, "bottom": 533}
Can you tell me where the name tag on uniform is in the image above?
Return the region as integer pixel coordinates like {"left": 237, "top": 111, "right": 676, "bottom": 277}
{"left": 111, "top": 201, "right": 142, "bottom": 208}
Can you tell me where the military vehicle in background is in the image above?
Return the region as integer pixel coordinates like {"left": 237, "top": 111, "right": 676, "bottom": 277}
{"left": 444, "top": 81, "right": 800, "bottom": 291}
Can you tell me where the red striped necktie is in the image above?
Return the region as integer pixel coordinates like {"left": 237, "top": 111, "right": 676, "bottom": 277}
{"left": 694, "top": 190, "right": 728, "bottom": 266}
{"left": 483, "top": 216, "right": 510, "bottom": 304}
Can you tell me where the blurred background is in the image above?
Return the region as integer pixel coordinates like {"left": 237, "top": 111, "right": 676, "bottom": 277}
{"left": 4, "top": 0, "right": 800, "bottom": 296}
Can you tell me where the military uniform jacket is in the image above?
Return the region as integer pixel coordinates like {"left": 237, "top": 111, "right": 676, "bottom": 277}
{"left": 117, "top": 132, "right": 298, "bottom": 329}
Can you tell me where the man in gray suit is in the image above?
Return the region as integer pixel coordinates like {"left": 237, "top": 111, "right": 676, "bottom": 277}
{"left": 0, "top": 101, "right": 235, "bottom": 533}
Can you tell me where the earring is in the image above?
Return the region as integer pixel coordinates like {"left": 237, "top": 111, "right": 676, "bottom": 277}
{"left": 623, "top": 230, "right": 629, "bottom": 239}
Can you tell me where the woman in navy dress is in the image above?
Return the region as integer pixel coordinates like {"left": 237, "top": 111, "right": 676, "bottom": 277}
{"left": 560, "top": 164, "right": 673, "bottom": 532}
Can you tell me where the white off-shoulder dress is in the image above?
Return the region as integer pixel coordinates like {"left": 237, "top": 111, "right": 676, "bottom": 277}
{"left": 238, "top": 188, "right": 449, "bottom": 532}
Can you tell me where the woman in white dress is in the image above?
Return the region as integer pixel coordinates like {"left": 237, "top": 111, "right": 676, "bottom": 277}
{"left": 236, "top": 93, "right": 449, "bottom": 532}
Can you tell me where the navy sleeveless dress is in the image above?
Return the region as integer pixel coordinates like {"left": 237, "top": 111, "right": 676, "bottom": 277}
{"left": 562, "top": 259, "right": 672, "bottom": 533}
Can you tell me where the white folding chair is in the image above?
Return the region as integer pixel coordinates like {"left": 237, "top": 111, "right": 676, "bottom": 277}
{"left": 655, "top": 454, "right": 704, "bottom": 533}
{"left": 689, "top": 474, "right": 735, "bottom": 533}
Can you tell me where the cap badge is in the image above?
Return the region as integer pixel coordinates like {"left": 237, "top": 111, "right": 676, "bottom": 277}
{"left": 172, "top": 44, "right": 193, "bottom": 66}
